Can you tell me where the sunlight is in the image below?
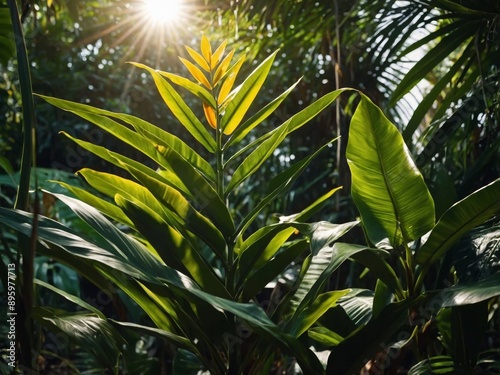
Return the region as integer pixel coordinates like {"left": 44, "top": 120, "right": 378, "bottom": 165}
{"left": 141, "top": 0, "right": 184, "bottom": 25}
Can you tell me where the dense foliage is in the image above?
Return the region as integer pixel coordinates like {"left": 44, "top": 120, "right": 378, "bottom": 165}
{"left": 1, "top": 0, "right": 499, "bottom": 374}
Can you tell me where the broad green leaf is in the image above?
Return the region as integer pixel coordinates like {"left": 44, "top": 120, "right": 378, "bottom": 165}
{"left": 77, "top": 169, "right": 166, "bottom": 217}
{"left": 40, "top": 96, "right": 177, "bottom": 169}
{"left": 351, "top": 250, "right": 402, "bottom": 296}
{"left": 425, "top": 271, "right": 500, "bottom": 308}
{"left": 131, "top": 62, "right": 216, "bottom": 152}
{"left": 225, "top": 89, "right": 349, "bottom": 166}
{"left": 347, "top": 94, "right": 435, "bottom": 246}
{"left": 159, "top": 71, "right": 216, "bottom": 108}
{"left": 287, "top": 290, "right": 350, "bottom": 337}
{"left": 307, "top": 221, "right": 361, "bottom": 255}
{"left": 450, "top": 302, "right": 488, "bottom": 367}
{"left": 241, "top": 239, "right": 308, "bottom": 301}
{"left": 416, "top": 178, "right": 500, "bottom": 266}
{"left": 237, "top": 224, "right": 299, "bottom": 287}
{"left": 221, "top": 50, "right": 278, "bottom": 135}
{"left": 337, "top": 289, "right": 374, "bottom": 327}
{"left": 173, "top": 348, "right": 204, "bottom": 375}
{"left": 226, "top": 78, "right": 301, "bottom": 147}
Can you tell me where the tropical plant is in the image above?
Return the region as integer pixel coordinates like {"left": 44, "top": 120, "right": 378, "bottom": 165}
{"left": 1, "top": 24, "right": 500, "bottom": 375}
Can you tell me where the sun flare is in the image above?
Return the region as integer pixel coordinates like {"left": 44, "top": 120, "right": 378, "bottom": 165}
{"left": 141, "top": 0, "right": 184, "bottom": 25}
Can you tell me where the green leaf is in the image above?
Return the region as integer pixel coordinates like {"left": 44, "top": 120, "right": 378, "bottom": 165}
{"left": 109, "top": 320, "right": 196, "bottom": 354}
{"left": 34, "top": 279, "right": 105, "bottom": 319}
{"left": 154, "top": 144, "right": 235, "bottom": 237}
{"left": 38, "top": 95, "right": 216, "bottom": 181}
{"left": 115, "top": 194, "right": 230, "bottom": 299}
{"left": 241, "top": 239, "right": 308, "bottom": 301}
{"left": 408, "top": 356, "right": 456, "bottom": 375}
{"left": 347, "top": 94, "right": 435, "bottom": 246}
{"left": 120, "top": 163, "right": 227, "bottom": 260}
{"left": 55, "top": 181, "right": 135, "bottom": 228}
{"left": 308, "top": 327, "right": 344, "bottom": 347}
{"left": 290, "top": 243, "right": 374, "bottom": 317}
{"left": 416, "top": 178, "right": 500, "bottom": 266}
{"left": 450, "top": 301, "right": 488, "bottom": 367}
{"left": 236, "top": 140, "right": 339, "bottom": 236}
{"left": 61, "top": 133, "right": 191, "bottom": 197}
{"left": 287, "top": 290, "right": 350, "bottom": 337}
{"left": 0, "top": 6, "right": 15, "bottom": 66}
{"left": 159, "top": 71, "right": 216, "bottom": 108}
{"left": 130, "top": 62, "right": 216, "bottom": 152}
{"left": 402, "top": 46, "right": 471, "bottom": 146}
{"left": 226, "top": 78, "right": 301, "bottom": 147}
{"left": 221, "top": 50, "right": 278, "bottom": 135}
{"left": 226, "top": 117, "right": 289, "bottom": 195}
{"left": 425, "top": 272, "right": 500, "bottom": 308}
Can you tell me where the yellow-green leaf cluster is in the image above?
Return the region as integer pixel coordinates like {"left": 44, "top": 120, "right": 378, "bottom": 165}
{"left": 179, "top": 35, "right": 245, "bottom": 133}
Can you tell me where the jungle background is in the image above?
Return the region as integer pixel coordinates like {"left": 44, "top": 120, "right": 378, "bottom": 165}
{"left": 0, "top": 0, "right": 499, "bottom": 374}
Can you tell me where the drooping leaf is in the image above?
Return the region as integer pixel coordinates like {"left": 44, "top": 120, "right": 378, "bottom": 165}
{"left": 408, "top": 356, "right": 456, "bottom": 375}
{"left": 347, "top": 94, "right": 435, "bottom": 246}
{"left": 416, "top": 178, "right": 500, "bottom": 266}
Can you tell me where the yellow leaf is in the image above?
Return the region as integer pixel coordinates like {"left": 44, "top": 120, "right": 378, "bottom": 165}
{"left": 211, "top": 40, "right": 228, "bottom": 70}
{"left": 185, "top": 46, "right": 210, "bottom": 72}
{"left": 48, "top": 0, "right": 53, "bottom": 7}
{"left": 203, "top": 102, "right": 217, "bottom": 129}
{"left": 213, "top": 50, "right": 235, "bottom": 86}
{"left": 179, "top": 57, "right": 211, "bottom": 89}
{"left": 217, "top": 55, "right": 245, "bottom": 105}
{"left": 200, "top": 35, "right": 212, "bottom": 65}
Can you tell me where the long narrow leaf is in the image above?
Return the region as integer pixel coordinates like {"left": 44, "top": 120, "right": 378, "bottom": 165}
{"left": 221, "top": 50, "right": 278, "bottom": 135}
{"left": 415, "top": 178, "right": 500, "bottom": 267}
{"left": 131, "top": 63, "right": 216, "bottom": 152}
